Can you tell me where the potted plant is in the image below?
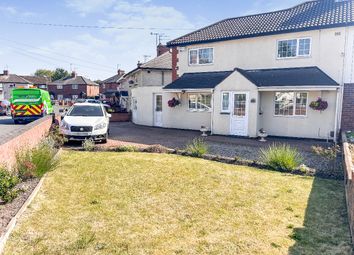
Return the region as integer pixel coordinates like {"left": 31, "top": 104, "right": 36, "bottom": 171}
{"left": 309, "top": 98, "right": 328, "bottom": 111}
{"left": 168, "top": 97, "right": 180, "bottom": 108}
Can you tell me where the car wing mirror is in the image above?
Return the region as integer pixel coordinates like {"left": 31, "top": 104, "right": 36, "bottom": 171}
{"left": 108, "top": 113, "right": 112, "bottom": 118}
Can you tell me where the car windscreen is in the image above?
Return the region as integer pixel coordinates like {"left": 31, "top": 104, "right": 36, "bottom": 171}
{"left": 68, "top": 105, "right": 104, "bottom": 117}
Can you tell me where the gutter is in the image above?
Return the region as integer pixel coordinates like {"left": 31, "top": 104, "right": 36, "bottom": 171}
{"left": 257, "top": 86, "right": 340, "bottom": 91}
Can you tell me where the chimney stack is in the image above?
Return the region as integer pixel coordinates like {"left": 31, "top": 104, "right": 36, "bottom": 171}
{"left": 117, "top": 69, "right": 125, "bottom": 76}
{"left": 137, "top": 61, "right": 142, "bottom": 68}
{"left": 3, "top": 70, "right": 9, "bottom": 76}
{"left": 71, "top": 71, "right": 77, "bottom": 77}
{"left": 157, "top": 43, "right": 169, "bottom": 56}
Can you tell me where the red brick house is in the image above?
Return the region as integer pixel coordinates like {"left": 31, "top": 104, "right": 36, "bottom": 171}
{"left": 99, "top": 69, "right": 125, "bottom": 95}
{"left": 47, "top": 72, "right": 99, "bottom": 101}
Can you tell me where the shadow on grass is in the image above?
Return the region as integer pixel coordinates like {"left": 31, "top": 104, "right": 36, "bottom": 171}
{"left": 288, "top": 177, "right": 353, "bottom": 255}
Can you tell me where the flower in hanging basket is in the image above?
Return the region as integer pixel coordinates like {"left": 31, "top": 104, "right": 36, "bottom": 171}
{"left": 168, "top": 97, "right": 180, "bottom": 108}
{"left": 309, "top": 97, "right": 328, "bottom": 111}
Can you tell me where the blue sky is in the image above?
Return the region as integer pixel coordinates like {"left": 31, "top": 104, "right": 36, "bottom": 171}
{"left": 0, "top": 0, "right": 300, "bottom": 80}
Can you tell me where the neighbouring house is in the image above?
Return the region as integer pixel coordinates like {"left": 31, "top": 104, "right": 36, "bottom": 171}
{"left": 20, "top": 75, "right": 51, "bottom": 90}
{"left": 0, "top": 70, "right": 32, "bottom": 100}
{"left": 99, "top": 69, "right": 126, "bottom": 96}
{"left": 136, "top": 0, "right": 354, "bottom": 141}
{"left": 47, "top": 72, "right": 99, "bottom": 101}
{"left": 127, "top": 51, "right": 172, "bottom": 126}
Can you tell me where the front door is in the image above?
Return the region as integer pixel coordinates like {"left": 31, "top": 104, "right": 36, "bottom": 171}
{"left": 230, "top": 92, "right": 249, "bottom": 136}
{"left": 154, "top": 94, "right": 163, "bottom": 127}
{"left": 132, "top": 97, "right": 137, "bottom": 123}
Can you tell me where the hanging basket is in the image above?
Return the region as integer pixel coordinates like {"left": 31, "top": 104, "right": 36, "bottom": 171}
{"left": 168, "top": 97, "right": 180, "bottom": 108}
{"left": 309, "top": 98, "right": 328, "bottom": 111}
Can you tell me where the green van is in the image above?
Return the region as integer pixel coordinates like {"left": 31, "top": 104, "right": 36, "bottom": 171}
{"left": 10, "top": 88, "right": 53, "bottom": 124}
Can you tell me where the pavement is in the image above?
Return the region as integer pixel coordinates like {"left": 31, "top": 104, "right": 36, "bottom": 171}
{"left": 0, "top": 116, "right": 27, "bottom": 144}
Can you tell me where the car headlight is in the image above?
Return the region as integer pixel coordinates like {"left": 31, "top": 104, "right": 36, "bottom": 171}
{"left": 60, "top": 120, "right": 70, "bottom": 130}
{"left": 94, "top": 122, "right": 107, "bottom": 130}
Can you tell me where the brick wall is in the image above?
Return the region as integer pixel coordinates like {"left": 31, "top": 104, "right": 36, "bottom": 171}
{"left": 342, "top": 84, "right": 354, "bottom": 131}
{"left": 0, "top": 116, "right": 53, "bottom": 169}
{"left": 48, "top": 84, "right": 87, "bottom": 100}
{"left": 172, "top": 47, "right": 179, "bottom": 82}
{"left": 100, "top": 83, "right": 120, "bottom": 94}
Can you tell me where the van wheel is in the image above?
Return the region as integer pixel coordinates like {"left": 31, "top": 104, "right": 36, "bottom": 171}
{"left": 14, "top": 120, "right": 19, "bottom": 124}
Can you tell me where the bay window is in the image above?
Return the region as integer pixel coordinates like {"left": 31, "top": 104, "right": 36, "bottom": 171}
{"left": 274, "top": 92, "right": 308, "bottom": 116}
{"left": 189, "top": 48, "right": 214, "bottom": 65}
{"left": 277, "top": 38, "right": 311, "bottom": 58}
{"left": 188, "top": 94, "right": 212, "bottom": 111}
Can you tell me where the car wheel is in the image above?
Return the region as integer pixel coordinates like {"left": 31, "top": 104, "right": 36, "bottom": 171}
{"left": 101, "top": 133, "right": 108, "bottom": 144}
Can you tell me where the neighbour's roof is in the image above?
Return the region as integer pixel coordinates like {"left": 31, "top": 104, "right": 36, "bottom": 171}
{"left": 124, "top": 52, "right": 172, "bottom": 78}
{"left": 0, "top": 74, "right": 31, "bottom": 84}
{"left": 168, "top": 0, "right": 354, "bottom": 46}
{"left": 49, "top": 75, "right": 98, "bottom": 86}
{"left": 164, "top": 71, "right": 233, "bottom": 90}
{"left": 20, "top": 76, "right": 51, "bottom": 85}
{"left": 236, "top": 66, "right": 339, "bottom": 87}
{"left": 102, "top": 73, "right": 124, "bottom": 84}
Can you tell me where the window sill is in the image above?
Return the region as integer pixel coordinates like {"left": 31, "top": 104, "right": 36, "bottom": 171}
{"left": 220, "top": 112, "right": 230, "bottom": 115}
{"left": 276, "top": 55, "right": 311, "bottom": 60}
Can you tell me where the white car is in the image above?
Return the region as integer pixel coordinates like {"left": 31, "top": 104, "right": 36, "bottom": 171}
{"left": 60, "top": 103, "right": 110, "bottom": 143}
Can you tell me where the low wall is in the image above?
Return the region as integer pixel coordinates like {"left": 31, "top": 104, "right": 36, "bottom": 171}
{"left": 110, "top": 112, "right": 131, "bottom": 122}
{"left": 0, "top": 116, "right": 54, "bottom": 170}
{"left": 342, "top": 132, "right": 354, "bottom": 243}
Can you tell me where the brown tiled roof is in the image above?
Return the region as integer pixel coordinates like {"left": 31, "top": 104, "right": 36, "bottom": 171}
{"left": 49, "top": 75, "right": 98, "bottom": 86}
{"left": 20, "top": 76, "right": 51, "bottom": 85}
{"left": 168, "top": 0, "right": 354, "bottom": 46}
{"left": 0, "top": 74, "right": 30, "bottom": 84}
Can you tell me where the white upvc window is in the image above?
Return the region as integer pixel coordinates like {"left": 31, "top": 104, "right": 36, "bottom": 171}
{"left": 277, "top": 38, "right": 311, "bottom": 58}
{"left": 57, "top": 94, "right": 63, "bottom": 100}
{"left": 72, "top": 95, "right": 78, "bottom": 100}
{"left": 221, "top": 92, "right": 231, "bottom": 112}
{"left": 72, "top": 84, "right": 78, "bottom": 90}
{"left": 188, "top": 93, "right": 212, "bottom": 112}
{"left": 274, "top": 92, "right": 308, "bottom": 116}
{"left": 57, "top": 84, "right": 63, "bottom": 90}
{"left": 189, "top": 48, "right": 214, "bottom": 65}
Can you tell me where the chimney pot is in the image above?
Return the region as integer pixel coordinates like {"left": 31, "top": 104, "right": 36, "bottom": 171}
{"left": 137, "top": 61, "right": 142, "bottom": 67}
{"left": 71, "top": 71, "right": 77, "bottom": 77}
{"left": 117, "top": 69, "right": 125, "bottom": 76}
{"left": 3, "top": 70, "right": 9, "bottom": 75}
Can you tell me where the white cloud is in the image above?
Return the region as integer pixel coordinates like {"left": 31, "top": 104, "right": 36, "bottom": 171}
{"left": 65, "top": 0, "right": 116, "bottom": 15}
{"left": 246, "top": 0, "right": 300, "bottom": 15}
{"left": 0, "top": 5, "right": 36, "bottom": 17}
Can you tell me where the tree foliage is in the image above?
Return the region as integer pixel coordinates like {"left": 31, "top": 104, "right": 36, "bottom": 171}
{"left": 34, "top": 68, "right": 69, "bottom": 81}
{"left": 34, "top": 69, "right": 54, "bottom": 79}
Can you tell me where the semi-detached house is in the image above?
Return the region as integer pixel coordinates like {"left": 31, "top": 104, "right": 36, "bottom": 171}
{"left": 148, "top": 0, "right": 354, "bottom": 141}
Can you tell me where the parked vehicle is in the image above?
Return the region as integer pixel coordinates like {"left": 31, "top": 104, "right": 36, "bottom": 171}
{"left": 10, "top": 88, "right": 53, "bottom": 124}
{"left": 60, "top": 103, "right": 110, "bottom": 143}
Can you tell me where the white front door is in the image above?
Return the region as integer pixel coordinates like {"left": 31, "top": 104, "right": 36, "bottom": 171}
{"left": 230, "top": 92, "right": 249, "bottom": 136}
{"left": 154, "top": 94, "right": 163, "bottom": 127}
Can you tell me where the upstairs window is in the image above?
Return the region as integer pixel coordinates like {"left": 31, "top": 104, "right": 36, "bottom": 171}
{"left": 57, "top": 85, "right": 63, "bottom": 90}
{"left": 277, "top": 38, "right": 311, "bottom": 58}
{"left": 72, "top": 84, "right": 78, "bottom": 90}
{"left": 189, "top": 48, "right": 214, "bottom": 65}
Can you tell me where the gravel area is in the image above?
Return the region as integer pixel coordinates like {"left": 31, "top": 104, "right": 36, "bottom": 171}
{"left": 0, "top": 178, "right": 39, "bottom": 236}
{"left": 106, "top": 122, "right": 342, "bottom": 179}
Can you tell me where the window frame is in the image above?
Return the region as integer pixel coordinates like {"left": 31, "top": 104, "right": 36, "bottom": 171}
{"left": 276, "top": 37, "right": 312, "bottom": 59}
{"left": 188, "top": 47, "right": 214, "bottom": 66}
{"left": 57, "top": 84, "right": 63, "bottom": 90}
{"left": 273, "top": 91, "right": 308, "bottom": 117}
{"left": 72, "top": 84, "right": 78, "bottom": 90}
{"left": 221, "top": 91, "right": 231, "bottom": 113}
{"left": 188, "top": 93, "right": 212, "bottom": 112}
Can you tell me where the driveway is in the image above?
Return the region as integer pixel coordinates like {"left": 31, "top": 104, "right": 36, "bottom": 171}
{"left": 108, "top": 122, "right": 340, "bottom": 179}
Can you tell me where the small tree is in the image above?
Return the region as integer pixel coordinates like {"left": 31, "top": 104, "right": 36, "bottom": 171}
{"left": 52, "top": 68, "right": 69, "bottom": 81}
{"left": 34, "top": 69, "right": 54, "bottom": 79}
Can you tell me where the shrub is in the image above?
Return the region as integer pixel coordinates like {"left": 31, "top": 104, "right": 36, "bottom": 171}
{"left": 312, "top": 145, "right": 340, "bottom": 160}
{"left": 0, "top": 166, "right": 19, "bottom": 203}
{"left": 260, "top": 144, "right": 303, "bottom": 172}
{"left": 185, "top": 138, "right": 209, "bottom": 158}
{"left": 143, "top": 145, "right": 170, "bottom": 154}
{"left": 114, "top": 145, "right": 139, "bottom": 152}
{"left": 82, "top": 139, "right": 95, "bottom": 151}
{"left": 16, "top": 138, "right": 59, "bottom": 180}
{"left": 47, "top": 124, "right": 67, "bottom": 148}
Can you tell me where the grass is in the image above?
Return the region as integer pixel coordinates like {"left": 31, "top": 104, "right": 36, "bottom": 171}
{"left": 4, "top": 152, "right": 352, "bottom": 255}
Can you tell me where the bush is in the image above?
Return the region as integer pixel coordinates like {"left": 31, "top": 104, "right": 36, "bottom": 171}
{"left": 143, "top": 145, "right": 170, "bottom": 154}
{"left": 114, "top": 145, "right": 139, "bottom": 152}
{"left": 312, "top": 145, "right": 339, "bottom": 160}
{"left": 260, "top": 144, "right": 303, "bottom": 172}
{"left": 47, "top": 124, "right": 67, "bottom": 148}
{"left": 82, "top": 139, "right": 95, "bottom": 151}
{"left": 16, "top": 138, "right": 59, "bottom": 180}
{"left": 185, "top": 138, "right": 209, "bottom": 158}
{"left": 0, "top": 166, "right": 19, "bottom": 203}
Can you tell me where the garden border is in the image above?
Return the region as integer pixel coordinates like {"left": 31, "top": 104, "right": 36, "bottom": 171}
{"left": 0, "top": 175, "right": 45, "bottom": 254}
{"left": 342, "top": 131, "right": 354, "bottom": 244}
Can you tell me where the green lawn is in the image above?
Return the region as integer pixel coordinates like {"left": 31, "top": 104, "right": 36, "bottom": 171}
{"left": 4, "top": 152, "right": 352, "bottom": 255}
